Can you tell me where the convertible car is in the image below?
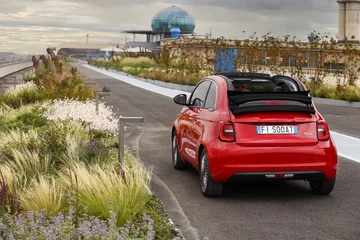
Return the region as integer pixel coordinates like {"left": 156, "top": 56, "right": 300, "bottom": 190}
{"left": 172, "top": 72, "right": 337, "bottom": 197}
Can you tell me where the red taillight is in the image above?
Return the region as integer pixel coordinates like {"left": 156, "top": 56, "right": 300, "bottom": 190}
{"left": 317, "top": 120, "right": 330, "bottom": 141}
{"left": 219, "top": 121, "right": 235, "bottom": 142}
{"left": 264, "top": 101, "right": 287, "bottom": 105}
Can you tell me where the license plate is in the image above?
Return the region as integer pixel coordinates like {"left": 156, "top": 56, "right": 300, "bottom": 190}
{"left": 256, "top": 125, "right": 298, "bottom": 134}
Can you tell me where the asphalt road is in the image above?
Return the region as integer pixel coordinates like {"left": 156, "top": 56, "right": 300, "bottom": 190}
{"left": 75, "top": 63, "right": 360, "bottom": 240}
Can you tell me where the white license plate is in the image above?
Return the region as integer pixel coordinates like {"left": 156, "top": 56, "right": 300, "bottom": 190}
{"left": 256, "top": 125, "right": 298, "bottom": 134}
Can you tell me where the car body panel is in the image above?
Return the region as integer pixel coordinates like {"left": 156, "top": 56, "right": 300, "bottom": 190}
{"left": 172, "top": 74, "right": 338, "bottom": 184}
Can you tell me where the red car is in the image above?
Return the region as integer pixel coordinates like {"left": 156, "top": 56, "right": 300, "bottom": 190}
{"left": 172, "top": 72, "right": 337, "bottom": 197}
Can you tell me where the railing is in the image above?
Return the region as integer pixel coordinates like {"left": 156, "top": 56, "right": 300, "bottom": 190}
{"left": 0, "top": 61, "right": 33, "bottom": 79}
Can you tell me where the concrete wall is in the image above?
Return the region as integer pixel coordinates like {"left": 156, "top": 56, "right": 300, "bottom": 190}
{"left": 125, "top": 42, "right": 160, "bottom": 50}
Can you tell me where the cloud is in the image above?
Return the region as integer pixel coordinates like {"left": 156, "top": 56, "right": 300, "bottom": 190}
{"left": 0, "top": 0, "right": 339, "bottom": 54}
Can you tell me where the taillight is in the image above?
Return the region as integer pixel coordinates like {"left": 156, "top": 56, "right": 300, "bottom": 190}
{"left": 317, "top": 120, "right": 330, "bottom": 141}
{"left": 219, "top": 121, "right": 235, "bottom": 142}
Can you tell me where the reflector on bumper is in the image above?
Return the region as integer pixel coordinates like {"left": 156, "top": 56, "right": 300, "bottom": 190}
{"left": 265, "top": 174, "right": 295, "bottom": 178}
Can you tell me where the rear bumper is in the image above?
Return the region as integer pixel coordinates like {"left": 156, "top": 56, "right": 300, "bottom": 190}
{"left": 227, "top": 171, "right": 326, "bottom": 182}
{"left": 205, "top": 139, "right": 338, "bottom": 182}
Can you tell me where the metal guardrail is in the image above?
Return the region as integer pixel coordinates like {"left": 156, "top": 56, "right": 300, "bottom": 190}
{"left": 0, "top": 61, "right": 33, "bottom": 79}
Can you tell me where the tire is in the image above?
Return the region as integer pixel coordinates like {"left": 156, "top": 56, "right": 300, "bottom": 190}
{"left": 309, "top": 177, "right": 336, "bottom": 195}
{"left": 200, "top": 149, "right": 223, "bottom": 197}
{"left": 172, "top": 133, "right": 187, "bottom": 170}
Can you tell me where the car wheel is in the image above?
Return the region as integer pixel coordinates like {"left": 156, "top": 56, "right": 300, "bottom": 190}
{"left": 172, "top": 133, "right": 187, "bottom": 170}
{"left": 309, "top": 177, "right": 336, "bottom": 195}
{"left": 200, "top": 149, "right": 223, "bottom": 197}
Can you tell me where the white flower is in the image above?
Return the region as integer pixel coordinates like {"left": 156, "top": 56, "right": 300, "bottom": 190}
{"left": 5, "top": 81, "right": 37, "bottom": 96}
{"left": 44, "top": 99, "right": 119, "bottom": 134}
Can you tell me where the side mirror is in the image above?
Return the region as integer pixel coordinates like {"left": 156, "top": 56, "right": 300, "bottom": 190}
{"left": 173, "top": 94, "right": 188, "bottom": 106}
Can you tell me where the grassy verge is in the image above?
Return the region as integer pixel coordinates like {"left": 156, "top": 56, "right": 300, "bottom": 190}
{"left": 90, "top": 57, "right": 360, "bottom": 102}
{"left": 0, "top": 56, "right": 182, "bottom": 239}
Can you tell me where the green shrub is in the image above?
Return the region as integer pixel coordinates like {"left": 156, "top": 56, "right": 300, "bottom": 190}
{"left": 138, "top": 69, "right": 204, "bottom": 86}
{"left": 59, "top": 152, "right": 152, "bottom": 226}
{"left": 0, "top": 88, "right": 49, "bottom": 109}
{"left": 315, "top": 85, "right": 335, "bottom": 99}
{"left": 337, "top": 88, "right": 359, "bottom": 102}
{"left": 122, "top": 67, "right": 144, "bottom": 76}
{"left": 169, "top": 58, "right": 189, "bottom": 69}
{"left": 120, "top": 57, "right": 155, "bottom": 69}
{"left": 19, "top": 176, "right": 64, "bottom": 216}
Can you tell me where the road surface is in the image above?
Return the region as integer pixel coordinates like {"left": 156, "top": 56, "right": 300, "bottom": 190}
{"left": 75, "top": 63, "right": 360, "bottom": 240}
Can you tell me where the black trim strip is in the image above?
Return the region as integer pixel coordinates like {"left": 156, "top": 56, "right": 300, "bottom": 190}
{"left": 231, "top": 105, "right": 315, "bottom": 115}
{"left": 227, "top": 171, "right": 326, "bottom": 182}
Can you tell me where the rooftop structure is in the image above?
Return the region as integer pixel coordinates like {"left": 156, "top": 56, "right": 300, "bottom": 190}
{"left": 122, "top": 5, "right": 196, "bottom": 50}
{"left": 151, "top": 5, "right": 195, "bottom": 33}
{"left": 337, "top": 0, "right": 360, "bottom": 42}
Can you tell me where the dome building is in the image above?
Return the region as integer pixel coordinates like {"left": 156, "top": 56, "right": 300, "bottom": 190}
{"left": 122, "top": 5, "right": 196, "bottom": 50}
{"left": 151, "top": 5, "right": 195, "bottom": 33}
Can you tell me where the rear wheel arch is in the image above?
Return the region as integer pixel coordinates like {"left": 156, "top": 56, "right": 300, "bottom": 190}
{"left": 172, "top": 126, "right": 176, "bottom": 138}
{"left": 198, "top": 144, "right": 205, "bottom": 167}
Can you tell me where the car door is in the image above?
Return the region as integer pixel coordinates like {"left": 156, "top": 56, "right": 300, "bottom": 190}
{"left": 180, "top": 80, "right": 211, "bottom": 163}
{"left": 192, "top": 82, "right": 218, "bottom": 168}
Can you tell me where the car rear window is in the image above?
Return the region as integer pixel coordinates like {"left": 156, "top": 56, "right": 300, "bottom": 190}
{"left": 232, "top": 79, "right": 275, "bottom": 92}
{"left": 231, "top": 78, "right": 299, "bottom": 92}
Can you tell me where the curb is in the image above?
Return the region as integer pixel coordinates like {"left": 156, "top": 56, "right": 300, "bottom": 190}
{"left": 94, "top": 66, "right": 360, "bottom": 109}
{"left": 312, "top": 97, "right": 360, "bottom": 108}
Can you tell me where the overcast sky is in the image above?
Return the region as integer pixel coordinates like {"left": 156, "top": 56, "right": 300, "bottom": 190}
{"left": 0, "top": 0, "right": 338, "bottom": 54}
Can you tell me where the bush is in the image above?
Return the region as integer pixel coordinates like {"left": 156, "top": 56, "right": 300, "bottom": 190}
{"left": 0, "top": 106, "right": 47, "bottom": 132}
{"left": 59, "top": 152, "right": 152, "bottom": 226}
{"left": 337, "top": 87, "right": 359, "bottom": 102}
{"left": 120, "top": 57, "right": 155, "bottom": 69}
{"left": 122, "top": 66, "right": 144, "bottom": 76}
{"left": 315, "top": 85, "right": 335, "bottom": 99}
{"left": 32, "top": 69, "right": 94, "bottom": 101}
{"left": 0, "top": 85, "right": 48, "bottom": 109}
{"left": 19, "top": 176, "right": 64, "bottom": 216}
{"left": 138, "top": 69, "right": 206, "bottom": 86}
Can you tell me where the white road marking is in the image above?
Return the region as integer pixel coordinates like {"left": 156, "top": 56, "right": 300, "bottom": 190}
{"left": 330, "top": 132, "right": 360, "bottom": 163}
{"left": 83, "top": 65, "right": 190, "bottom": 98}
{"left": 83, "top": 64, "right": 360, "bottom": 163}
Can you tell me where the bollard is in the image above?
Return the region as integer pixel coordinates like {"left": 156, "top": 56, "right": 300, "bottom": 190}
{"left": 95, "top": 92, "right": 110, "bottom": 114}
{"left": 118, "top": 117, "right": 144, "bottom": 166}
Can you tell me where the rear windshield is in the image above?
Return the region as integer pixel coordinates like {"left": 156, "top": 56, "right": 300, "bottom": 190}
{"left": 231, "top": 78, "right": 299, "bottom": 92}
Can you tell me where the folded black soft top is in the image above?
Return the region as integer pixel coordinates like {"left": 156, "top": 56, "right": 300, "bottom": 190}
{"left": 227, "top": 91, "right": 315, "bottom": 115}
{"left": 227, "top": 91, "right": 312, "bottom": 104}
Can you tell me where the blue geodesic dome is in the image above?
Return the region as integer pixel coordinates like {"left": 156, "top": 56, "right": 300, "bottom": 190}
{"left": 151, "top": 5, "right": 195, "bottom": 33}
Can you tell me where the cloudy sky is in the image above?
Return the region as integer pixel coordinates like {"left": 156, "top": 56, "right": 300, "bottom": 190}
{"left": 0, "top": 0, "right": 338, "bottom": 55}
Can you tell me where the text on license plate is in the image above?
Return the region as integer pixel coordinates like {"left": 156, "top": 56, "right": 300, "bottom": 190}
{"left": 256, "top": 125, "right": 298, "bottom": 134}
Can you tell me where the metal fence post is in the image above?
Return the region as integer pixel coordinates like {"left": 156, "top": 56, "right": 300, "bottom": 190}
{"left": 95, "top": 92, "right": 110, "bottom": 114}
{"left": 13, "top": 76, "right": 17, "bottom": 89}
{"left": 310, "top": 77, "right": 316, "bottom": 97}
{"left": 95, "top": 94, "right": 99, "bottom": 113}
{"left": 118, "top": 117, "right": 144, "bottom": 166}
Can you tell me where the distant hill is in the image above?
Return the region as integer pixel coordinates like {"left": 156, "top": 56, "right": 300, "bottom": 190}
{"left": 0, "top": 52, "right": 17, "bottom": 60}
{"left": 0, "top": 52, "right": 32, "bottom": 61}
